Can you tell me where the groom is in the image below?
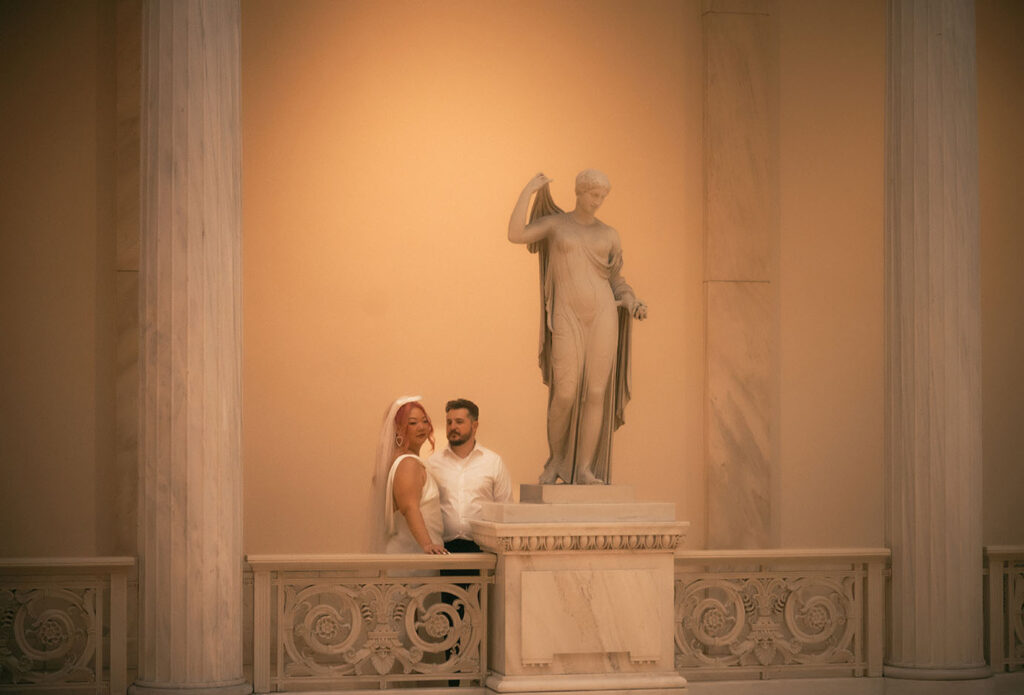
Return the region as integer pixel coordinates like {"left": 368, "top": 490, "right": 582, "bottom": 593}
{"left": 427, "top": 398, "right": 512, "bottom": 553}
{"left": 428, "top": 399, "right": 512, "bottom": 684}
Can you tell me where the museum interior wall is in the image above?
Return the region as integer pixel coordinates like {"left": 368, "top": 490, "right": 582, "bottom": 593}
{"left": 0, "top": 0, "right": 117, "bottom": 556}
{"left": 977, "top": 0, "right": 1024, "bottom": 547}
{"left": 1, "top": 0, "right": 1021, "bottom": 559}
{"left": 238, "top": 0, "right": 706, "bottom": 552}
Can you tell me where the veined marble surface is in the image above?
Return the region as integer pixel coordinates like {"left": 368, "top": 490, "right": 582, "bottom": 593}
{"left": 702, "top": 0, "right": 779, "bottom": 550}
{"left": 705, "top": 281, "right": 773, "bottom": 549}
{"left": 472, "top": 496, "right": 688, "bottom": 692}
{"left": 521, "top": 568, "right": 663, "bottom": 665}
{"left": 487, "top": 549, "right": 681, "bottom": 679}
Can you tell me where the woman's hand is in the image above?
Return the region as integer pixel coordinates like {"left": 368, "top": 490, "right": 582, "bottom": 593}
{"left": 422, "top": 543, "right": 449, "bottom": 555}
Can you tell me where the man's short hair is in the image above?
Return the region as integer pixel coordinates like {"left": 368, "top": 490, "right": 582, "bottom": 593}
{"left": 445, "top": 398, "right": 479, "bottom": 420}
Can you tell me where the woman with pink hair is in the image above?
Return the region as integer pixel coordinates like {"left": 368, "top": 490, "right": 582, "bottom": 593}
{"left": 371, "top": 396, "right": 447, "bottom": 554}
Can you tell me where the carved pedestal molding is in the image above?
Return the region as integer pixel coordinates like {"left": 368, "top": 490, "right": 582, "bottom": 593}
{"left": 132, "top": 1, "right": 248, "bottom": 694}
{"left": 884, "top": 0, "right": 987, "bottom": 681}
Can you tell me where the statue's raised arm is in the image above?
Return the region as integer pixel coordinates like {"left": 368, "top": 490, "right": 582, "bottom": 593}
{"left": 508, "top": 173, "right": 558, "bottom": 245}
{"left": 508, "top": 169, "right": 647, "bottom": 485}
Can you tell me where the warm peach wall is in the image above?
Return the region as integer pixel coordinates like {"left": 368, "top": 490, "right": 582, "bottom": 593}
{"left": 978, "top": 0, "right": 1024, "bottom": 547}
{"left": 0, "top": 0, "right": 117, "bottom": 556}
{"left": 241, "top": 0, "right": 705, "bottom": 552}
{"left": 240, "top": 0, "right": 1024, "bottom": 554}
{"left": 777, "top": 1, "right": 886, "bottom": 546}
{"left": 772, "top": 0, "right": 1024, "bottom": 548}
{"left": 0, "top": 1, "right": 1017, "bottom": 559}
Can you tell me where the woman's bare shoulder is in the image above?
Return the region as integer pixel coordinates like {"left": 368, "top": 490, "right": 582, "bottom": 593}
{"left": 394, "top": 454, "right": 424, "bottom": 471}
{"left": 392, "top": 455, "right": 426, "bottom": 487}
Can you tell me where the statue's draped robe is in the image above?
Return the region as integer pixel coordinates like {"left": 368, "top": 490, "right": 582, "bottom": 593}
{"left": 528, "top": 185, "right": 633, "bottom": 484}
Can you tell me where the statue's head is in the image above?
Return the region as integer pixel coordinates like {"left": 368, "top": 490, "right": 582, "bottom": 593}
{"left": 575, "top": 169, "right": 611, "bottom": 196}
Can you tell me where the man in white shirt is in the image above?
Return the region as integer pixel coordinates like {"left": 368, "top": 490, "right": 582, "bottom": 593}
{"left": 427, "top": 398, "right": 513, "bottom": 554}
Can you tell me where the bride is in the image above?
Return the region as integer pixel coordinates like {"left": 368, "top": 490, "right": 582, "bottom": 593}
{"left": 371, "top": 396, "right": 447, "bottom": 554}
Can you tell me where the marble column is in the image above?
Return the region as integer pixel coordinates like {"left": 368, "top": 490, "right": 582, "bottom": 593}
{"left": 884, "top": 0, "right": 987, "bottom": 681}
{"left": 702, "top": 0, "right": 779, "bottom": 548}
{"left": 132, "top": 1, "right": 248, "bottom": 694}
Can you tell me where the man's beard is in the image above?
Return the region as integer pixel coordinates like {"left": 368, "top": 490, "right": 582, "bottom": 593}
{"left": 448, "top": 432, "right": 471, "bottom": 447}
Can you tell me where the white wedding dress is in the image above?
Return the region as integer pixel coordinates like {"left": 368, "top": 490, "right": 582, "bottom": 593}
{"left": 383, "top": 453, "right": 444, "bottom": 553}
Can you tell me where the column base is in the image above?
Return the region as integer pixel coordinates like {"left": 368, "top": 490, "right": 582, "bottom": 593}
{"left": 129, "top": 680, "right": 252, "bottom": 695}
{"left": 883, "top": 664, "right": 991, "bottom": 681}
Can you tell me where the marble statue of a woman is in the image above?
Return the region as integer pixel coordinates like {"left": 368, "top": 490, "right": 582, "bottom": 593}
{"left": 508, "top": 170, "right": 647, "bottom": 484}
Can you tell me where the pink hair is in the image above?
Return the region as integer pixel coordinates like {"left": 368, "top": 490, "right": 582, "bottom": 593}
{"left": 394, "top": 401, "right": 435, "bottom": 450}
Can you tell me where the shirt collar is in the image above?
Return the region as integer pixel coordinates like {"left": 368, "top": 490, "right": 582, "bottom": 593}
{"left": 441, "top": 441, "right": 481, "bottom": 460}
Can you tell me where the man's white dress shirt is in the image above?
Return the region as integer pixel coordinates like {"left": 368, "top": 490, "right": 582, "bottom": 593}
{"left": 426, "top": 442, "right": 513, "bottom": 542}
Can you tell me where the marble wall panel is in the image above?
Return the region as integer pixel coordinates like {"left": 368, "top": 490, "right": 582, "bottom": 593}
{"left": 116, "top": 0, "right": 140, "bottom": 272}
{"left": 703, "top": 0, "right": 779, "bottom": 549}
{"left": 521, "top": 569, "right": 663, "bottom": 665}
{"left": 485, "top": 549, "right": 678, "bottom": 679}
{"left": 110, "top": 0, "right": 141, "bottom": 558}
{"left": 705, "top": 281, "right": 773, "bottom": 548}
{"left": 703, "top": 1, "right": 778, "bottom": 282}
{"left": 110, "top": 270, "right": 138, "bottom": 555}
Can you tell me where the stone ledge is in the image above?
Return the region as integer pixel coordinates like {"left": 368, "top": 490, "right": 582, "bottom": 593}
{"left": 481, "top": 501, "right": 675, "bottom": 524}
{"left": 486, "top": 670, "right": 687, "bottom": 694}
{"left": 519, "top": 484, "right": 636, "bottom": 504}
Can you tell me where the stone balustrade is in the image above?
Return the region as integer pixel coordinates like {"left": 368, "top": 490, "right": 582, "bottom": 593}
{"left": 987, "top": 545, "right": 1024, "bottom": 673}
{"left": 673, "top": 548, "right": 890, "bottom": 681}
{"left": 245, "top": 553, "right": 496, "bottom": 693}
{"left": 4, "top": 548, "right": 1020, "bottom": 693}
{"left": 0, "top": 557, "right": 135, "bottom": 694}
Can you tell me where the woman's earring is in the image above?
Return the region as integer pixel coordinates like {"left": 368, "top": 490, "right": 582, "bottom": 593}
{"left": 395, "top": 433, "right": 405, "bottom": 448}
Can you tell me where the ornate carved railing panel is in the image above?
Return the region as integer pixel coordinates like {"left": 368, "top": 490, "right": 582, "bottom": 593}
{"left": 0, "top": 558, "right": 135, "bottom": 694}
{"left": 986, "top": 546, "right": 1024, "bottom": 673}
{"left": 247, "top": 554, "right": 494, "bottom": 693}
{"left": 674, "top": 549, "right": 889, "bottom": 681}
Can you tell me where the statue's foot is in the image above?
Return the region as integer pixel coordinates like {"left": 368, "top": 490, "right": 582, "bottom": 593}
{"left": 538, "top": 467, "right": 558, "bottom": 485}
{"left": 575, "top": 470, "right": 604, "bottom": 485}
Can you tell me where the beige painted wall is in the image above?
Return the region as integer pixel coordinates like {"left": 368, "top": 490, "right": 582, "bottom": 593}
{"left": 0, "top": 0, "right": 117, "bottom": 556}
{"left": 777, "top": 1, "right": 886, "bottom": 547}
{"left": 0, "top": 0, "right": 1019, "bottom": 558}
{"left": 978, "top": 0, "right": 1024, "bottom": 547}
{"left": 240, "top": 0, "right": 705, "bottom": 552}
{"left": 236, "top": 0, "right": 1021, "bottom": 552}
{"left": 238, "top": 0, "right": 896, "bottom": 553}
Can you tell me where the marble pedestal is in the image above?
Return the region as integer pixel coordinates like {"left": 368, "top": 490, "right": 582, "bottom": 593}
{"left": 470, "top": 485, "right": 689, "bottom": 695}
